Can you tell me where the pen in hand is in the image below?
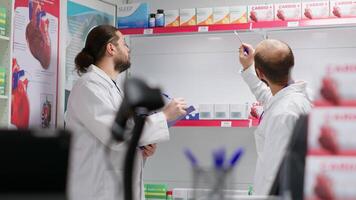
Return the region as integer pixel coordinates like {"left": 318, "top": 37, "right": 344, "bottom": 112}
{"left": 234, "top": 30, "right": 249, "bottom": 55}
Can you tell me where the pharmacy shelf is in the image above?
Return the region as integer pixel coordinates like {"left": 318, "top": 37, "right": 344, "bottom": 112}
{"left": 119, "top": 17, "right": 356, "bottom": 36}
{"left": 0, "top": 35, "right": 10, "bottom": 41}
{"left": 173, "top": 119, "right": 259, "bottom": 128}
{"left": 314, "top": 100, "right": 356, "bottom": 107}
{"left": 0, "top": 95, "right": 8, "bottom": 99}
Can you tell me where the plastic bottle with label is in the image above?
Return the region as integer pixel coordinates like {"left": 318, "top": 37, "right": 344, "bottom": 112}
{"left": 155, "top": 9, "right": 165, "bottom": 27}
{"left": 149, "top": 13, "right": 156, "bottom": 28}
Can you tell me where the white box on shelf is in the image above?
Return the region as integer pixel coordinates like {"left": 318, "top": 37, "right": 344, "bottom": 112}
{"left": 304, "top": 156, "right": 356, "bottom": 200}
{"left": 165, "top": 10, "right": 179, "bottom": 27}
{"left": 302, "top": 1, "right": 330, "bottom": 19}
{"left": 229, "top": 103, "right": 249, "bottom": 119}
{"left": 230, "top": 6, "right": 248, "bottom": 24}
{"left": 330, "top": 0, "right": 356, "bottom": 18}
{"left": 214, "top": 104, "right": 230, "bottom": 119}
{"left": 180, "top": 8, "right": 196, "bottom": 26}
{"left": 248, "top": 4, "right": 274, "bottom": 22}
{"left": 308, "top": 107, "right": 356, "bottom": 154}
{"left": 213, "top": 7, "right": 230, "bottom": 24}
{"left": 196, "top": 8, "right": 213, "bottom": 25}
{"left": 274, "top": 3, "right": 302, "bottom": 21}
{"left": 318, "top": 64, "right": 356, "bottom": 102}
{"left": 117, "top": 3, "right": 150, "bottom": 28}
{"left": 199, "top": 104, "right": 214, "bottom": 119}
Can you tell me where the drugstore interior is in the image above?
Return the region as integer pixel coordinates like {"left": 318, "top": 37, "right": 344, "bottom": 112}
{"left": 1, "top": 0, "right": 356, "bottom": 199}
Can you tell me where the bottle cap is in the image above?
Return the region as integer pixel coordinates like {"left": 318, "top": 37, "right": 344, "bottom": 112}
{"left": 150, "top": 13, "right": 156, "bottom": 18}
{"left": 157, "top": 9, "right": 164, "bottom": 14}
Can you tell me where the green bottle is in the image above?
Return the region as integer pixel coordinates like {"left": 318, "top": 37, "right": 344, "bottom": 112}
{"left": 248, "top": 185, "right": 253, "bottom": 195}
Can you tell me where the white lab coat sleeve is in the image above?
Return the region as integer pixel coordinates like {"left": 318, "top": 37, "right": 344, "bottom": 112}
{"left": 241, "top": 65, "right": 272, "bottom": 106}
{"left": 70, "top": 81, "right": 125, "bottom": 150}
{"left": 260, "top": 112, "right": 298, "bottom": 194}
{"left": 139, "top": 112, "right": 170, "bottom": 146}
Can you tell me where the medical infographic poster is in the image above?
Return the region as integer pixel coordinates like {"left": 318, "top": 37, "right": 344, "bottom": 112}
{"left": 12, "top": 0, "right": 59, "bottom": 129}
{"left": 65, "top": 0, "right": 115, "bottom": 91}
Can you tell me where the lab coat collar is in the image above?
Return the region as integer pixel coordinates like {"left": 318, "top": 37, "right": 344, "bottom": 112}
{"left": 265, "top": 81, "right": 309, "bottom": 111}
{"left": 89, "top": 64, "right": 119, "bottom": 88}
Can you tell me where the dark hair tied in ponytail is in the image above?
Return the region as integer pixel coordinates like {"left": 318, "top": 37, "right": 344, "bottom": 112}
{"left": 74, "top": 25, "right": 119, "bottom": 76}
{"left": 74, "top": 47, "right": 94, "bottom": 76}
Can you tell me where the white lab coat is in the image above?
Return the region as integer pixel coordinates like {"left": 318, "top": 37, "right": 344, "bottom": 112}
{"left": 241, "top": 65, "right": 312, "bottom": 195}
{"left": 65, "top": 65, "right": 170, "bottom": 200}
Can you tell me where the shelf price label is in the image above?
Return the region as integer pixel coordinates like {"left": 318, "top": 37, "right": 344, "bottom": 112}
{"left": 198, "top": 26, "right": 209, "bottom": 32}
{"left": 143, "top": 28, "right": 154, "bottom": 35}
{"left": 221, "top": 121, "right": 232, "bottom": 127}
{"left": 287, "top": 21, "right": 299, "bottom": 27}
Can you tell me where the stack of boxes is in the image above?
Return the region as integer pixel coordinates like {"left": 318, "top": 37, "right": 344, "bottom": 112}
{"left": 0, "top": 7, "right": 6, "bottom": 36}
{"left": 198, "top": 103, "right": 250, "bottom": 120}
{"left": 144, "top": 184, "right": 168, "bottom": 200}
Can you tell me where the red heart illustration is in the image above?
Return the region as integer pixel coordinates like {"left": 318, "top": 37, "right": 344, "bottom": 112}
{"left": 304, "top": 8, "right": 313, "bottom": 19}
{"left": 26, "top": 0, "right": 51, "bottom": 69}
{"left": 277, "top": 9, "right": 285, "bottom": 21}
{"left": 332, "top": 6, "right": 341, "bottom": 18}
{"left": 318, "top": 124, "right": 339, "bottom": 154}
{"left": 314, "top": 173, "right": 335, "bottom": 200}
{"left": 320, "top": 76, "right": 341, "bottom": 105}
{"left": 250, "top": 10, "right": 258, "bottom": 22}
{"left": 11, "top": 58, "right": 30, "bottom": 129}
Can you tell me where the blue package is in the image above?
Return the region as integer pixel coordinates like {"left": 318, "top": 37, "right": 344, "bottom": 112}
{"left": 168, "top": 105, "right": 196, "bottom": 127}
{"left": 184, "top": 113, "right": 199, "bottom": 120}
{"left": 117, "top": 3, "right": 149, "bottom": 28}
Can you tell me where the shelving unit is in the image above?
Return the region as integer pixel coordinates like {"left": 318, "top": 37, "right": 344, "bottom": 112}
{"left": 314, "top": 100, "right": 356, "bottom": 107}
{"left": 119, "top": 17, "right": 356, "bottom": 36}
{"left": 0, "top": 0, "right": 13, "bottom": 128}
{"left": 174, "top": 119, "right": 253, "bottom": 128}
{"left": 122, "top": 17, "right": 356, "bottom": 130}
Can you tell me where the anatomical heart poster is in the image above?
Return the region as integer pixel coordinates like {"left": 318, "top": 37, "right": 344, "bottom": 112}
{"left": 65, "top": 0, "right": 115, "bottom": 91}
{"left": 12, "top": 0, "right": 59, "bottom": 129}
{"left": 64, "top": 0, "right": 115, "bottom": 111}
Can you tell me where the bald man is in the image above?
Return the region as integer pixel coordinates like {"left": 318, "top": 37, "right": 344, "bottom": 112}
{"left": 238, "top": 40, "right": 312, "bottom": 195}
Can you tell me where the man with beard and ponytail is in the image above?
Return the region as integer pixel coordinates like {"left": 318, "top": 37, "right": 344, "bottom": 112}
{"left": 65, "top": 25, "right": 187, "bottom": 200}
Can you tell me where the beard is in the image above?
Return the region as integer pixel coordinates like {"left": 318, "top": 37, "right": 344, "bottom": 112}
{"left": 114, "top": 56, "right": 131, "bottom": 73}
